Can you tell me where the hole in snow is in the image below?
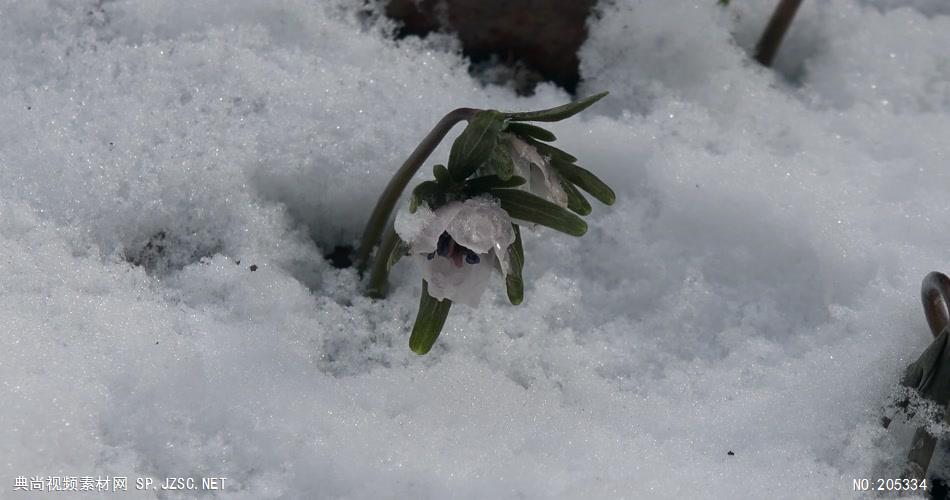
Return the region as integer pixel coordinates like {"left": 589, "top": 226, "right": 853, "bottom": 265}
{"left": 324, "top": 245, "right": 354, "bottom": 269}
{"left": 123, "top": 230, "right": 224, "bottom": 275}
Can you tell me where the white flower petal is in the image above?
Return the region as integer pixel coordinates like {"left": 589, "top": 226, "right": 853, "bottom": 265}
{"left": 509, "top": 136, "right": 547, "bottom": 169}
{"left": 529, "top": 163, "right": 568, "bottom": 208}
{"left": 418, "top": 254, "right": 492, "bottom": 307}
{"left": 509, "top": 137, "right": 568, "bottom": 208}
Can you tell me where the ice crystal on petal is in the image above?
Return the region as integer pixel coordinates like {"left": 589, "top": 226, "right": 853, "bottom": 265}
{"left": 394, "top": 203, "right": 437, "bottom": 246}
{"left": 445, "top": 197, "right": 515, "bottom": 256}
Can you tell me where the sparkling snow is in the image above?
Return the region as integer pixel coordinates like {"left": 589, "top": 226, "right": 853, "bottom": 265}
{"left": 2, "top": 0, "right": 950, "bottom": 498}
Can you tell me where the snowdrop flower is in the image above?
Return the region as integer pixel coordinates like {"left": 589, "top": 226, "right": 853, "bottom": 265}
{"left": 395, "top": 197, "right": 515, "bottom": 307}
{"left": 506, "top": 135, "right": 569, "bottom": 208}
{"left": 361, "top": 92, "right": 611, "bottom": 354}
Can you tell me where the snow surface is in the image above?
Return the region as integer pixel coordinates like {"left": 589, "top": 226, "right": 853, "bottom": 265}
{"left": 2, "top": 0, "right": 950, "bottom": 498}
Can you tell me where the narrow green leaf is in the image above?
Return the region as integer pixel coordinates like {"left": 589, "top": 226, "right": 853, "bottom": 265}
{"left": 505, "top": 224, "right": 525, "bottom": 305}
{"left": 409, "top": 281, "right": 453, "bottom": 355}
{"left": 561, "top": 178, "right": 592, "bottom": 216}
{"left": 528, "top": 138, "right": 577, "bottom": 163}
{"left": 433, "top": 164, "right": 450, "bottom": 185}
{"left": 465, "top": 175, "right": 526, "bottom": 194}
{"left": 550, "top": 160, "right": 616, "bottom": 206}
{"left": 486, "top": 143, "right": 515, "bottom": 180}
{"left": 506, "top": 122, "right": 556, "bottom": 142}
{"left": 491, "top": 189, "right": 588, "bottom": 237}
{"left": 409, "top": 181, "right": 440, "bottom": 213}
{"left": 447, "top": 110, "right": 506, "bottom": 181}
{"left": 386, "top": 234, "right": 410, "bottom": 272}
{"left": 505, "top": 91, "right": 608, "bottom": 123}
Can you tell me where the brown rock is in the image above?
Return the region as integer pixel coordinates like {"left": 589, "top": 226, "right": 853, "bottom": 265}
{"left": 385, "top": 0, "right": 595, "bottom": 93}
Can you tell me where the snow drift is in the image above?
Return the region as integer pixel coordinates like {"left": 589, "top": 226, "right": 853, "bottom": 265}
{"left": 3, "top": 0, "right": 950, "bottom": 497}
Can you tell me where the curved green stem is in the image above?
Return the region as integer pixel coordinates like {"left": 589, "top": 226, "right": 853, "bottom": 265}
{"left": 366, "top": 223, "right": 399, "bottom": 299}
{"left": 356, "top": 107, "right": 477, "bottom": 282}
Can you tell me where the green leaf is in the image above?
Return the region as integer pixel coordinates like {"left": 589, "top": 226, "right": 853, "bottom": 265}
{"left": 465, "top": 174, "right": 526, "bottom": 194}
{"left": 433, "top": 164, "right": 450, "bottom": 185}
{"left": 386, "top": 234, "right": 410, "bottom": 272}
{"left": 505, "top": 224, "right": 525, "bottom": 305}
{"left": 505, "top": 91, "right": 608, "bottom": 123}
{"left": 561, "top": 178, "right": 592, "bottom": 216}
{"left": 505, "top": 122, "right": 556, "bottom": 142}
{"left": 491, "top": 189, "right": 588, "bottom": 237}
{"left": 447, "top": 110, "right": 506, "bottom": 181}
{"left": 486, "top": 143, "right": 515, "bottom": 180}
{"left": 409, "top": 181, "right": 441, "bottom": 213}
{"left": 529, "top": 138, "right": 577, "bottom": 163}
{"left": 409, "top": 281, "right": 453, "bottom": 355}
{"left": 550, "top": 160, "right": 616, "bottom": 206}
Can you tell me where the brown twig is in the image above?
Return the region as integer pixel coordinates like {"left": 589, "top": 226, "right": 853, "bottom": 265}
{"left": 754, "top": 0, "right": 804, "bottom": 67}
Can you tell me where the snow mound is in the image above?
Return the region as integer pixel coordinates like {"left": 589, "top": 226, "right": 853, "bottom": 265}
{"left": 2, "top": 0, "right": 950, "bottom": 498}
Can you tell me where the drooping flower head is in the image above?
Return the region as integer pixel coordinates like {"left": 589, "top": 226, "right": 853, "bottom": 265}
{"left": 369, "top": 92, "right": 615, "bottom": 354}
{"left": 395, "top": 197, "right": 515, "bottom": 307}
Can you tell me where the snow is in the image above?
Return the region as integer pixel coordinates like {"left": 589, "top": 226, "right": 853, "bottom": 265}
{"left": 2, "top": 0, "right": 950, "bottom": 497}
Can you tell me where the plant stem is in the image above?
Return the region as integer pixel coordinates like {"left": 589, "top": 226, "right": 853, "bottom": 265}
{"left": 356, "top": 107, "right": 477, "bottom": 284}
{"left": 366, "top": 223, "right": 399, "bottom": 298}
{"left": 754, "top": 0, "right": 803, "bottom": 67}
